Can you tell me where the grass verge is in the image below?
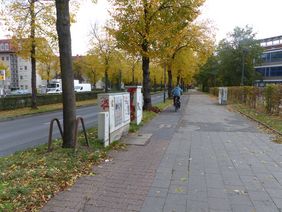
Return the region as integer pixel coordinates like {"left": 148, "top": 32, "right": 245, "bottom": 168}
{"left": 0, "top": 128, "right": 127, "bottom": 211}
{"left": 231, "top": 104, "right": 282, "bottom": 143}
{"left": 0, "top": 99, "right": 172, "bottom": 211}
{"left": 0, "top": 99, "right": 97, "bottom": 120}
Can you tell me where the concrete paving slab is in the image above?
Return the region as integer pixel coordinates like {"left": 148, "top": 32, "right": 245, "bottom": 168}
{"left": 42, "top": 91, "right": 282, "bottom": 212}
{"left": 122, "top": 133, "right": 152, "bottom": 146}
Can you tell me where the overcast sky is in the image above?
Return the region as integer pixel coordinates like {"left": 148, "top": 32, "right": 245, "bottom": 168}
{"left": 1, "top": 0, "right": 282, "bottom": 55}
{"left": 71, "top": 0, "right": 282, "bottom": 55}
{"left": 200, "top": 0, "right": 282, "bottom": 40}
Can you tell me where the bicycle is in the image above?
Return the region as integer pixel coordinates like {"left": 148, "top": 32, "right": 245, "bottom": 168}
{"left": 173, "top": 96, "right": 181, "bottom": 112}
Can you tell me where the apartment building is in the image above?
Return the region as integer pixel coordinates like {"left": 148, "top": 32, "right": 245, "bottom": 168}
{"left": 0, "top": 39, "right": 42, "bottom": 92}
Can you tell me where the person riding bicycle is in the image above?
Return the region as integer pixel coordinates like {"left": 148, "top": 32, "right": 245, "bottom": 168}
{"left": 171, "top": 85, "right": 183, "bottom": 107}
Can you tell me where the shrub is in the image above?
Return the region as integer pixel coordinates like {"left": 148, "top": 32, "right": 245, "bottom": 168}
{"left": 0, "top": 91, "right": 101, "bottom": 110}
{"left": 210, "top": 85, "right": 282, "bottom": 116}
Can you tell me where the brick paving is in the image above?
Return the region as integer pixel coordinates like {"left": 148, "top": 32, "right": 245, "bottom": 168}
{"left": 42, "top": 91, "right": 282, "bottom": 212}
{"left": 42, "top": 96, "right": 186, "bottom": 212}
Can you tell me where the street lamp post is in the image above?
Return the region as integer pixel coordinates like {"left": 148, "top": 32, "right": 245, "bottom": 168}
{"left": 241, "top": 51, "right": 245, "bottom": 86}
{"left": 241, "top": 48, "right": 248, "bottom": 86}
{"left": 163, "top": 64, "right": 166, "bottom": 103}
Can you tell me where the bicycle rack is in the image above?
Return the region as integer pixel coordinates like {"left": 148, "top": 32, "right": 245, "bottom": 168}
{"left": 47, "top": 116, "right": 89, "bottom": 152}
{"left": 74, "top": 117, "right": 89, "bottom": 149}
{"left": 47, "top": 118, "right": 63, "bottom": 152}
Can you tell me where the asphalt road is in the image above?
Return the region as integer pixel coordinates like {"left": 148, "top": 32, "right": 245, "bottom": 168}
{"left": 0, "top": 93, "right": 167, "bottom": 156}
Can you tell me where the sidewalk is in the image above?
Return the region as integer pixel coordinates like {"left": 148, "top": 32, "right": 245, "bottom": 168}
{"left": 42, "top": 91, "right": 282, "bottom": 212}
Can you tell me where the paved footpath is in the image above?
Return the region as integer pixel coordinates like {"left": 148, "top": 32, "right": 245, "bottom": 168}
{"left": 42, "top": 91, "right": 282, "bottom": 212}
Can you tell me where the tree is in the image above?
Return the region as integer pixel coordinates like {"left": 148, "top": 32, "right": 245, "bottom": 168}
{"left": 55, "top": 0, "right": 76, "bottom": 148}
{"left": 121, "top": 54, "right": 142, "bottom": 85}
{"left": 1, "top": 0, "right": 58, "bottom": 108}
{"left": 196, "top": 26, "right": 263, "bottom": 89}
{"left": 76, "top": 54, "right": 103, "bottom": 86}
{"left": 109, "top": 0, "right": 205, "bottom": 109}
{"left": 89, "top": 25, "right": 117, "bottom": 92}
{"left": 217, "top": 26, "right": 263, "bottom": 86}
{"left": 158, "top": 23, "right": 214, "bottom": 96}
{"left": 1, "top": 0, "right": 81, "bottom": 108}
{"left": 126, "top": 54, "right": 141, "bottom": 85}
{"left": 73, "top": 55, "right": 87, "bottom": 82}
{"left": 0, "top": 61, "right": 10, "bottom": 77}
{"left": 195, "top": 54, "right": 219, "bottom": 92}
{"left": 37, "top": 41, "right": 60, "bottom": 83}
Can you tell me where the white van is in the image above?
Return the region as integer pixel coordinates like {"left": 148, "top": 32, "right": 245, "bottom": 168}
{"left": 74, "top": 83, "right": 91, "bottom": 92}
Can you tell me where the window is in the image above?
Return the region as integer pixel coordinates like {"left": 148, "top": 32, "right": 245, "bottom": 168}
{"left": 267, "top": 53, "right": 271, "bottom": 62}
{"left": 6, "top": 56, "right": 9, "bottom": 61}
{"left": 1, "top": 57, "right": 4, "bottom": 61}
{"left": 25, "top": 85, "right": 28, "bottom": 89}
{"left": 270, "top": 51, "right": 282, "bottom": 62}
{"left": 5, "top": 43, "right": 9, "bottom": 50}
{"left": 270, "top": 66, "right": 282, "bottom": 77}
{"left": 256, "top": 68, "right": 266, "bottom": 76}
{"left": 0, "top": 44, "right": 3, "bottom": 50}
{"left": 261, "top": 53, "right": 268, "bottom": 63}
{"left": 20, "top": 76, "right": 23, "bottom": 80}
{"left": 24, "top": 66, "right": 27, "bottom": 70}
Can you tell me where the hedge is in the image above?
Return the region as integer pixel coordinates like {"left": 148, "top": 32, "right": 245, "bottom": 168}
{"left": 209, "top": 85, "right": 282, "bottom": 115}
{"left": 0, "top": 91, "right": 101, "bottom": 110}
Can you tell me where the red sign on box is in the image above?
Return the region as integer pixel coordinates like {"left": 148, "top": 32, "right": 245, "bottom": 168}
{"left": 100, "top": 97, "right": 109, "bottom": 111}
{"left": 127, "top": 87, "right": 137, "bottom": 121}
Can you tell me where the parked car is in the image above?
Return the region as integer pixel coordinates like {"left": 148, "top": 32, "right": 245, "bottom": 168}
{"left": 46, "top": 89, "right": 62, "bottom": 94}
{"left": 9, "top": 89, "right": 31, "bottom": 95}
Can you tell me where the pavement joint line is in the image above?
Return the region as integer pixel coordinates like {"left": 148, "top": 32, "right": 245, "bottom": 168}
{"left": 41, "top": 91, "right": 282, "bottom": 212}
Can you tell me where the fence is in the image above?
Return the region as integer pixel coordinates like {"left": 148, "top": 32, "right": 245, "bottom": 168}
{"left": 209, "top": 85, "right": 282, "bottom": 116}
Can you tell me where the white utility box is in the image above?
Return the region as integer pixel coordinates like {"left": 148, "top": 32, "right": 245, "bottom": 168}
{"left": 98, "top": 112, "right": 110, "bottom": 147}
{"left": 126, "top": 86, "right": 143, "bottom": 125}
{"left": 218, "top": 87, "right": 228, "bottom": 105}
{"left": 98, "top": 92, "right": 131, "bottom": 144}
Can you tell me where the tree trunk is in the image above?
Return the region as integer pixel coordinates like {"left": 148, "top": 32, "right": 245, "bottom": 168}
{"left": 177, "top": 74, "right": 180, "bottom": 85}
{"left": 163, "top": 64, "right": 166, "bottom": 103}
{"left": 105, "top": 66, "right": 109, "bottom": 93}
{"left": 92, "top": 69, "right": 96, "bottom": 87}
{"left": 142, "top": 55, "right": 151, "bottom": 110}
{"left": 119, "top": 69, "right": 122, "bottom": 90}
{"left": 181, "top": 78, "right": 185, "bottom": 91}
{"left": 132, "top": 65, "right": 135, "bottom": 85}
{"left": 142, "top": 1, "right": 152, "bottom": 110}
{"left": 167, "top": 65, "right": 172, "bottom": 98}
{"left": 154, "top": 76, "right": 156, "bottom": 92}
{"left": 30, "top": 0, "right": 37, "bottom": 109}
{"left": 55, "top": 0, "right": 76, "bottom": 148}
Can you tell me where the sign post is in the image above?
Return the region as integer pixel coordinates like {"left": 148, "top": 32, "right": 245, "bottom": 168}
{"left": 0, "top": 70, "right": 5, "bottom": 97}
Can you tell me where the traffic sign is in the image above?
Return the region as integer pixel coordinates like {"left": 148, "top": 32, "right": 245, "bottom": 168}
{"left": 0, "top": 70, "right": 5, "bottom": 80}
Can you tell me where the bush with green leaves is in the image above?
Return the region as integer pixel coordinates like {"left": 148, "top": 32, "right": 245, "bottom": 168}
{"left": 210, "top": 85, "right": 282, "bottom": 115}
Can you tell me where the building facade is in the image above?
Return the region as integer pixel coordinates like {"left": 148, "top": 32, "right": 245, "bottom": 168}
{"left": 0, "top": 39, "right": 42, "bottom": 92}
{"left": 255, "top": 35, "right": 282, "bottom": 85}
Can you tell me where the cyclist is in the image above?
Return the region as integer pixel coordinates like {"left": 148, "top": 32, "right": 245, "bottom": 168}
{"left": 171, "top": 85, "right": 183, "bottom": 108}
